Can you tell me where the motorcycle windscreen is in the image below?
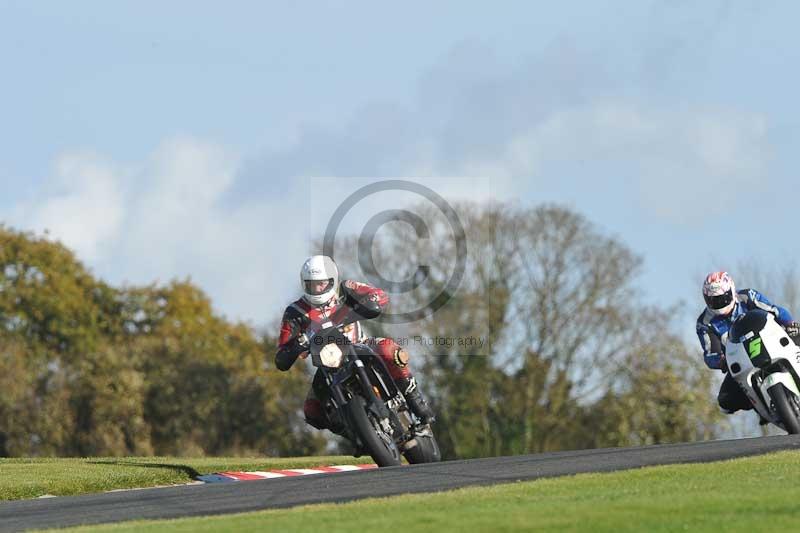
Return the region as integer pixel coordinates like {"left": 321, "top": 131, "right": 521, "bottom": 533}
{"left": 729, "top": 310, "right": 769, "bottom": 341}
{"left": 729, "top": 310, "right": 772, "bottom": 368}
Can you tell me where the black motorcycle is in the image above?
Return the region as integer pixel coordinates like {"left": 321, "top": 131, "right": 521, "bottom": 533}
{"left": 306, "top": 301, "right": 440, "bottom": 467}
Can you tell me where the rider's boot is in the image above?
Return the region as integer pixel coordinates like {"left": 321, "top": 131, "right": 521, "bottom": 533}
{"left": 397, "top": 376, "right": 435, "bottom": 424}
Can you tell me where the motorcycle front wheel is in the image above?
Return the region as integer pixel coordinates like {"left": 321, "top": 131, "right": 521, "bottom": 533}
{"left": 767, "top": 383, "right": 800, "bottom": 434}
{"left": 345, "top": 395, "right": 402, "bottom": 467}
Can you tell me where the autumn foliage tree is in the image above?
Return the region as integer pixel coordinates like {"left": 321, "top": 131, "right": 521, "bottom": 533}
{"left": 0, "top": 226, "right": 323, "bottom": 457}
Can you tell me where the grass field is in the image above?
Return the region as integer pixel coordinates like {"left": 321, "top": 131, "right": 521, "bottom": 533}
{"left": 0, "top": 455, "right": 367, "bottom": 501}
{"left": 46, "top": 450, "right": 800, "bottom": 533}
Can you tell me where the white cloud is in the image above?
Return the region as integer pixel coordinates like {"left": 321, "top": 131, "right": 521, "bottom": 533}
{"left": 4, "top": 137, "right": 309, "bottom": 326}
{"left": 120, "top": 137, "right": 241, "bottom": 278}
{"left": 501, "top": 102, "right": 769, "bottom": 222}
{"left": 112, "top": 137, "right": 310, "bottom": 324}
{"left": 10, "top": 151, "right": 125, "bottom": 263}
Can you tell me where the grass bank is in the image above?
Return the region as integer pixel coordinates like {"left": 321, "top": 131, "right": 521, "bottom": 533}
{"left": 0, "top": 455, "right": 366, "bottom": 501}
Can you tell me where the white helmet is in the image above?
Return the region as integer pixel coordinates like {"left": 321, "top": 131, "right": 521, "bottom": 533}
{"left": 703, "top": 271, "right": 737, "bottom": 316}
{"left": 300, "top": 255, "right": 339, "bottom": 306}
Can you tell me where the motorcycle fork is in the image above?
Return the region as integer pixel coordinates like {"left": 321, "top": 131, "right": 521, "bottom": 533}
{"left": 749, "top": 367, "right": 798, "bottom": 423}
{"left": 328, "top": 375, "right": 349, "bottom": 408}
{"left": 351, "top": 359, "right": 387, "bottom": 414}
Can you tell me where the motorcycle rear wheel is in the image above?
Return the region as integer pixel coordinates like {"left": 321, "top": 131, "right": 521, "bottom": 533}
{"left": 767, "top": 383, "right": 800, "bottom": 434}
{"left": 345, "top": 395, "right": 402, "bottom": 467}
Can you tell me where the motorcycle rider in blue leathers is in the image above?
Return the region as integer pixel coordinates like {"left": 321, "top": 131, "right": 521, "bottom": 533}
{"left": 696, "top": 271, "right": 800, "bottom": 416}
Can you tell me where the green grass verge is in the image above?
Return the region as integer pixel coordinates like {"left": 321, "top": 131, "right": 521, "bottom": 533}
{"left": 0, "top": 455, "right": 367, "bottom": 501}
{"left": 50, "top": 450, "right": 800, "bottom": 533}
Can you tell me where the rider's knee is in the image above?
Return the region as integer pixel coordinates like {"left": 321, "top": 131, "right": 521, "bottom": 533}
{"left": 371, "top": 338, "right": 411, "bottom": 380}
{"left": 303, "top": 399, "right": 328, "bottom": 429}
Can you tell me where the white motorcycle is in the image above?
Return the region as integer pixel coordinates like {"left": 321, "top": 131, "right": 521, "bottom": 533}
{"left": 725, "top": 309, "right": 800, "bottom": 434}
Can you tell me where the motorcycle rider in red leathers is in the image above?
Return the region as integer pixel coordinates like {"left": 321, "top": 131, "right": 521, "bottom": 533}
{"left": 275, "top": 255, "right": 435, "bottom": 436}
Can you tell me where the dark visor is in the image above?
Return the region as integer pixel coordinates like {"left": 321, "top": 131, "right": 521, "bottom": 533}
{"left": 704, "top": 290, "right": 733, "bottom": 310}
{"left": 304, "top": 278, "right": 334, "bottom": 296}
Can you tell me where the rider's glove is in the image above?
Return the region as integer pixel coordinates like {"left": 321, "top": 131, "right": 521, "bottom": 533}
{"left": 785, "top": 321, "right": 800, "bottom": 338}
{"left": 286, "top": 332, "right": 309, "bottom": 355}
{"left": 275, "top": 333, "right": 310, "bottom": 371}
{"left": 297, "top": 332, "right": 309, "bottom": 348}
{"left": 345, "top": 294, "right": 382, "bottom": 320}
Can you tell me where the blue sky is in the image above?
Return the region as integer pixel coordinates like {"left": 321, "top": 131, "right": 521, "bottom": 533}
{"left": 2, "top": 1, "right": 799, "bottom": 341}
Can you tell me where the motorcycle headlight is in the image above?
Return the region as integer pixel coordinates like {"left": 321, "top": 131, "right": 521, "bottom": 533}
{"left": 319, "top": 343, "right": 344, "bottom": 368}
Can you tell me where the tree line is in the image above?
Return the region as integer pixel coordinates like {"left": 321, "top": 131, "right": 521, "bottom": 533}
{"left": 0, "top": 202, "right": 724, "bottom": 458}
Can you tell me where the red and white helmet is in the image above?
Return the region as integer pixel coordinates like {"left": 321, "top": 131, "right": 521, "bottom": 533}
{"left": 300, "top": 255, "right": 339, "bottom": 306}
{"left": 702, "top": 271, "right": 737, "bottom": 316}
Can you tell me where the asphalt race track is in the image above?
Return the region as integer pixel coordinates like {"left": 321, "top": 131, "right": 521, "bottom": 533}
{"left": 2, "top": 435, "right": 798, "bottom": 532}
